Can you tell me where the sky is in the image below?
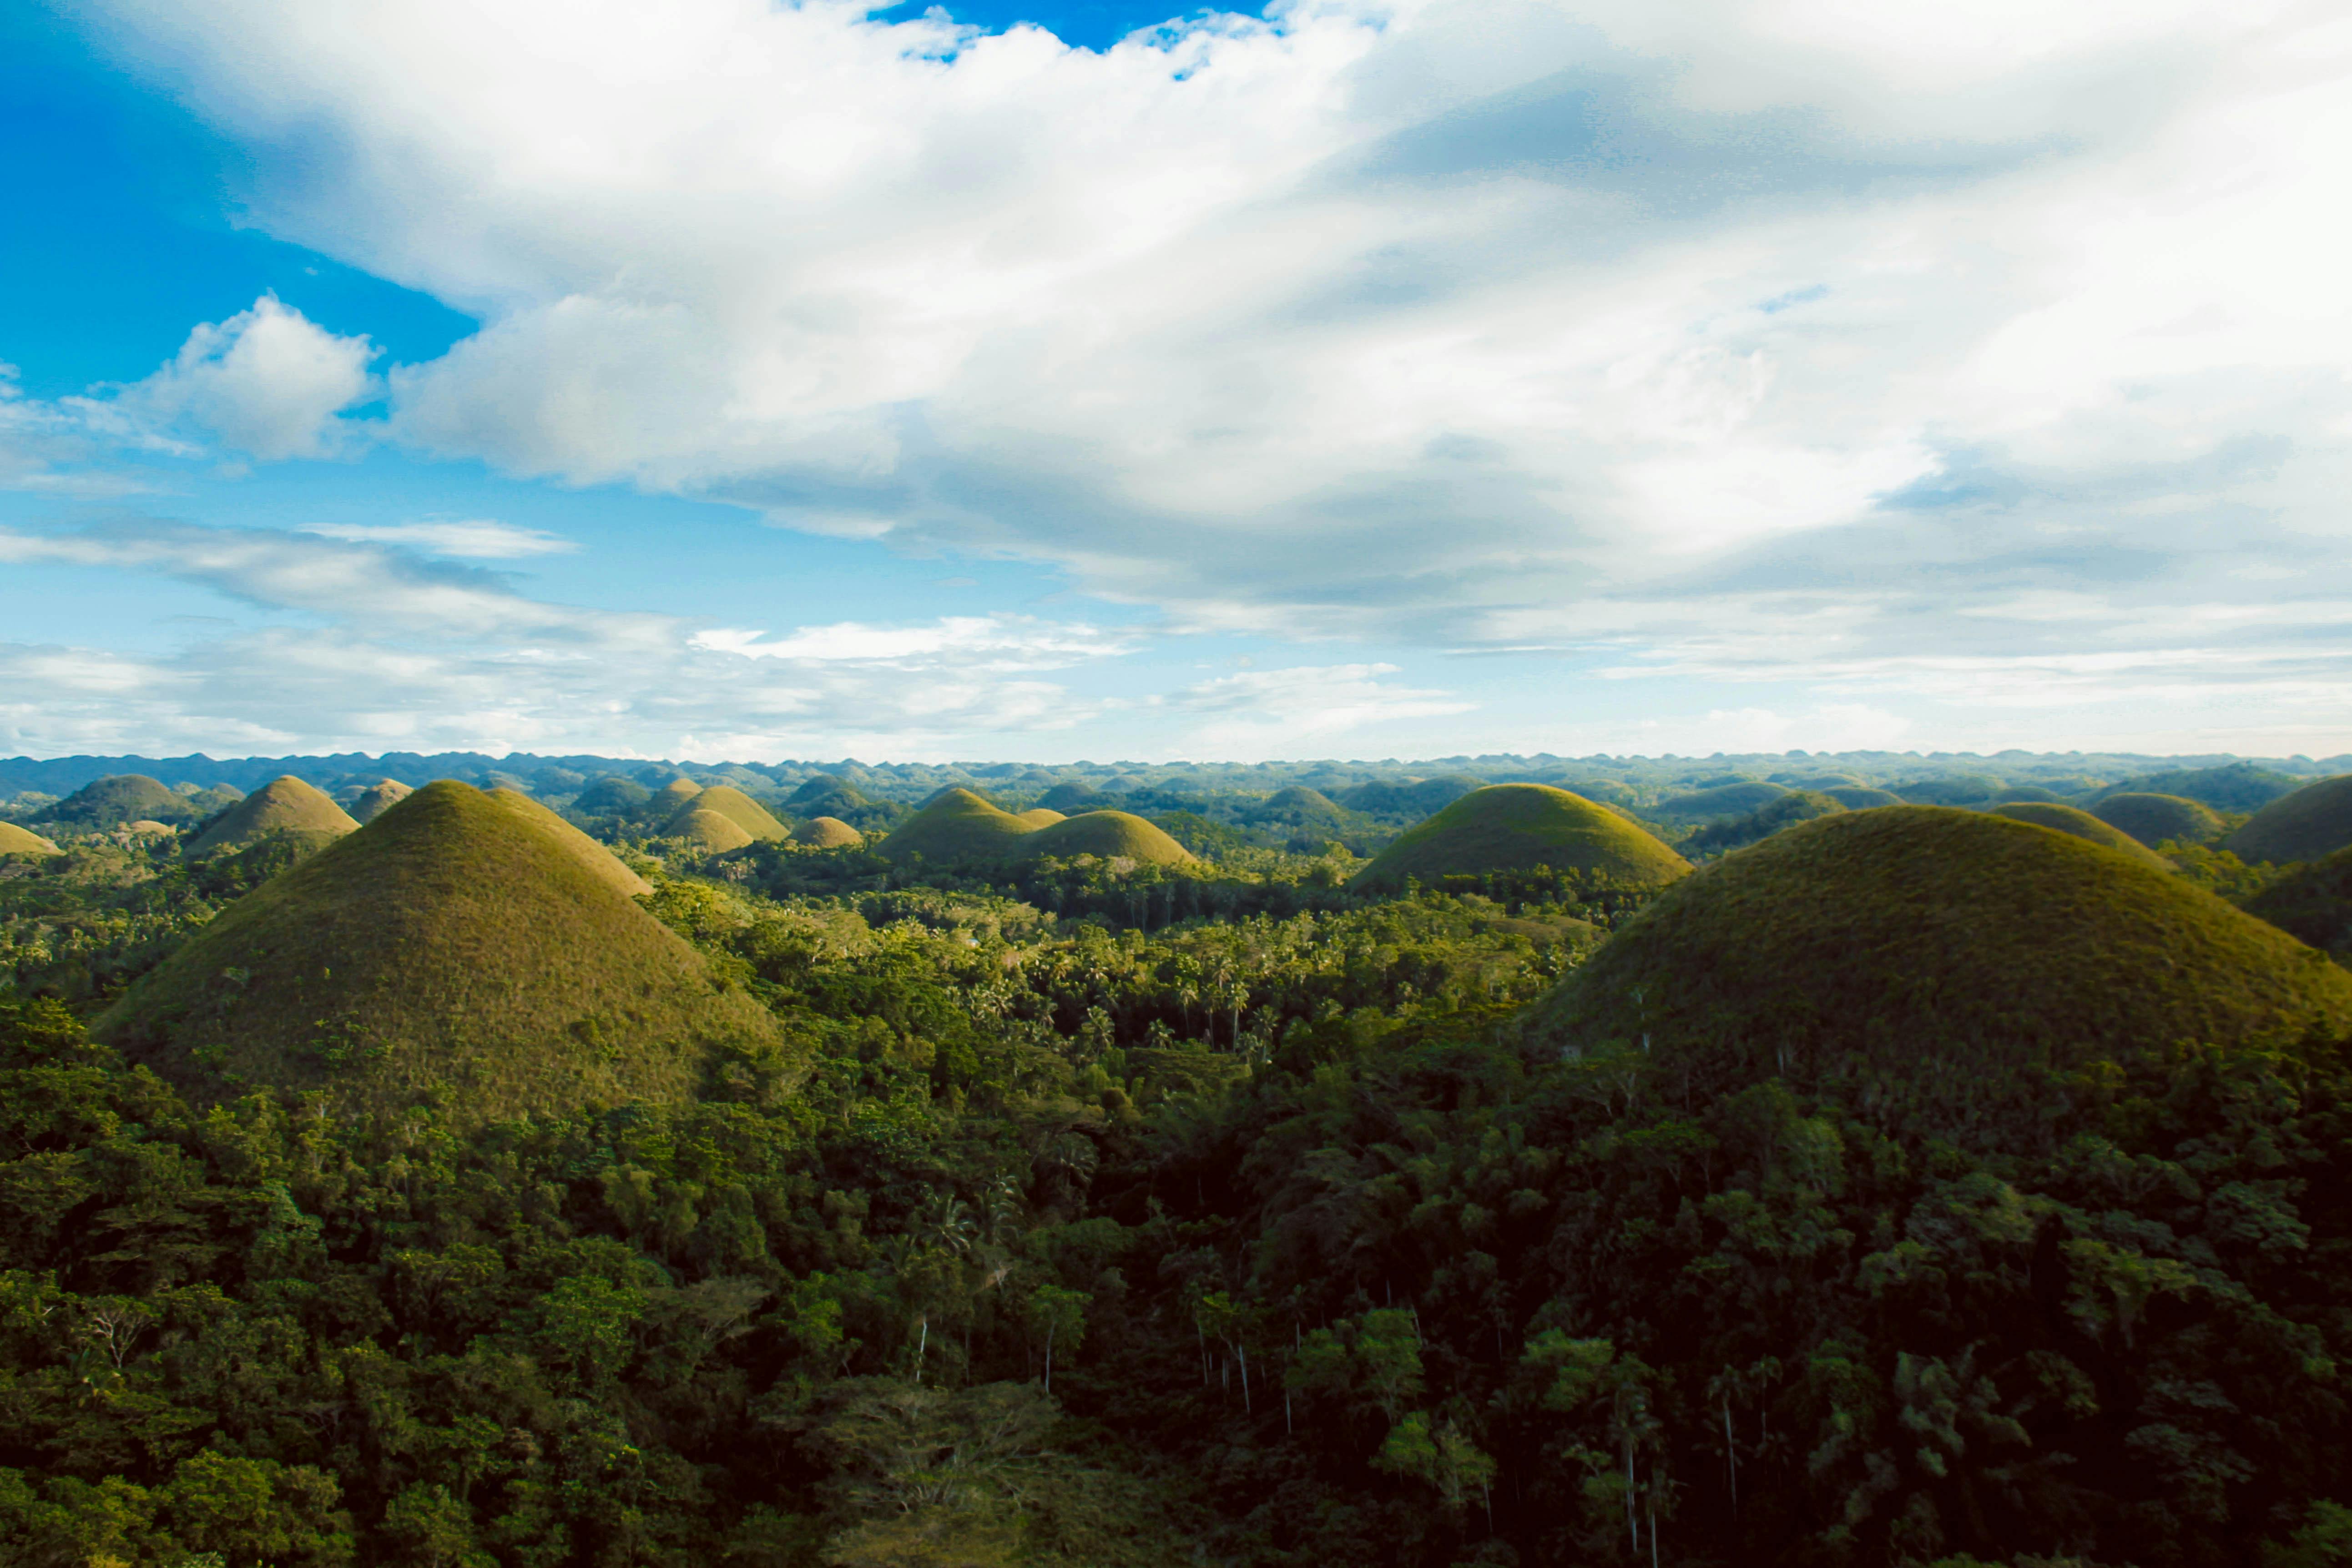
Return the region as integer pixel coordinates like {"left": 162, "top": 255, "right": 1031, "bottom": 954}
{"left": 1, "top": 0, "right": 2347, "bottom": 764}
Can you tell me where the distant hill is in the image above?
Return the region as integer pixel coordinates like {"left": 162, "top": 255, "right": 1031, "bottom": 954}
{"left": 1020, "top": 811, "right": 1193, "bottom": 867}
{"left": 1038, "top": 781, "right": 1105, "bottom": 812}
{"left": 879, "top": 788, "right": 1040, "bottom": 863}
{"left": 2094, "top": 792, "right": 2226, "bottom": 849}
{"left": 1527, "top": 807, "right": 2352, "bottom": 1144}
{"left": 2242, "top": 848, "right": 2352, "bottom": 962}
{"left": 788, "top": 773, "right": 872, "bottom": 819}
{"left": 1686, "top": 791, "right": 1844, "bottom": 856}
{"left": 1988, "top": 802, "right": 2174, "bottom": 871}
{"left": 1894, "top": 774, "right": 2004, "bottom": 807}
{"left": 1335, "top": 776, "right": 1484, "bottom": 818}
{"left": 1821, "top": 786, "right": 1903, "bottom": 810}
{"left": 671, "top": 806, "right": 757, "bottom": 852}
{"left": 670, "top": 785, "right": 788, "bottom": 843}
{"left": 183, "top": 776, "right": 359, "bottom": 859}
{"left": 2100, "top": 763, "right": 2303, "bottom": 813}
{"left": 1016, "top": 808, "right": 1068, "bottom": 829}
{"left": 1650, "top": 781, "right": 1790, "bottom": 822}
{"left": 97, "top": 781, "right": 785, "bottom": 1125}
{"left": 0, "top": 822, "right": 58, "bottom": 856}
{"left": 47, "top": 775, "right": 195, "bottom": 826}
{"left": 2226, "top": 776, "right": 2352, "bottom": 865}
{"left": 485, "top": 789, "right": 652, "bottom": 898}
{"left": 348, "top": 780, "right": 415, "bottom": 823}
{"left": 574, "top": 776, "right": 652, "bottom": 815}
{"left": 792, "top": 816, "right": 863, "bottom": 848}
{"left": 1992, "top": 785, "right": 2066, "bottom": 804}
{"left": 1352, "top": 785, "right": 1690, "bottom": 895}
{"left": 653, "top": 778, "right": 704, "bottom": 813}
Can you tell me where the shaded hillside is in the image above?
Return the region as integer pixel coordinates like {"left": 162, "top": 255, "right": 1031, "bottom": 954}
{"left": 2095, "top": 791, "right": 2226, "bottom": 848}
{"left": 1989, "top": 801, "right": 2174, "bottom": 870}
{"left": 1650, "top": 781, "right": 1788, "bottom": 822}
{"left": 1038, "top": 781, "right": 1105, "bottom": 812}
{"left": 1353, "top": 785, "right": 1690, "bottom": 894}
{"left": 347, "top": 779, "right": 414, "bottom": 823}
{"left": 2227, "top": 775, "right": 2352, "bottom": 865}
{"left": 183, "top": 776, "right": 358, "bottom": 858}
{"left": 1821, "top": 785, "right": 1903, "bottom": 809}
{"left": 96, "top": 782, "right": 783, "bottom": 1124}
{"left": 46, "top": 775, "right": 195, "bottom": 826}
{"left": 573, "top": 775, "right": 652, "bottom": 815}
{"left": 2101, "top": 762, "right": 2302, "bottom": 812}
{"left": 1336, "top": 775, "right": 1484, "bottom": 819}
{"left": 1528, "top": 807, "right": 2352, "bottom": 1144}
{"left": 2243, "top": 847, "right": 2352, "bottom": 961}
{"left": 1686, "top": 790, "right": 1844, "bottom": 856}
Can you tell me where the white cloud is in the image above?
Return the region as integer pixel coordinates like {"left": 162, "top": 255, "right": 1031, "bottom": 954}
{"left": 112, "top": 295, "right": 377, "bottom": 461}
{"left": 1167, "top": 661, "right": 1471, "bottom": 757}
{"left": 299, "top": 519, "right": 577, "bottom": 557}
{"left": 695, "top": 616, "right": 1135, "bottom": 670}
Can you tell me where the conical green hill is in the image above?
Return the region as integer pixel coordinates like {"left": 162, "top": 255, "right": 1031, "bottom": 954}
{"left": 1038, "top": 781, "right": 1103, "bottom": 812}
{"left": 1016, "top": 808, "right": 1067, "bottom": 829}
{"left": 1018, "top": 811, "right": 1194, "bottom": 867}
{"left": 574, "top": 776, "right": 651, "bottom": 814}
{"left": 0, "top": 822, "right": 59, "bottom": 857}
{"left": 485, "top": 789, "right": 652, "bottom": 898}
{"left": 654, "top": 777, "right": 704, "bottom": 811}
{"left": 1988, "top": 802, "right": 2173, "bottom": 871}
{"left": 671, "top": 785, "right": 787, "bottom": 842}
{"left": 2243, "top": 847, "right": 2352, "bottom": 962}
{"left": 2095, "top": 792, "right": 2226, "bottom": 848}
{"left": 1352, "top": 784, "right": 1690, "bottom": 895}
{"left": 50, "top": 774, "right": 194, "bottom": 826}
{"left": 877, "top": 788, "right": 1039, "bottom": 862}
{"left": 1652, "top": 781, "right": 1790, "bottom": 822}
{"left": 790, "top": 772, "right": 866, "bottom": 807}
{"left": 349, "top": 779, "right": 414, "bottom": 823}
{"left": 671, "top": 806, "right": 756, "bottom": 852}
{"left": 96, "top": 781, "right": 782, "bottom": 1125}
{"left": 793, "top": 816, "right": 863, "bottom": 848}
{"left": 184, "top": 776, "right": 358, "bottom": 858}
{"left": 2226, "top": 776, "right": 2352, "bottom": 865}
{"left": 1527, "top": 807, "right": 2352, "bottom": 1144}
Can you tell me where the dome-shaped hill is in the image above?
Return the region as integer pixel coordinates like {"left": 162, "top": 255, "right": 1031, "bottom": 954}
{"left": 184, "top": 776, "right": 358, "bottom": 858}
{"left": 1527, "top": 807, "right": 2352, "bottom": 1143}
{"left": 485, "top": 789, "right": 652, "bottom": 898}
{"left": 2102, "top": 763, "right": 2300, "bottom": 813}
{"left": 789, "top": 772, "right": 863, "bottom": 807}
{"left": 1267, "top": 786, "right": 1340, "bottom": 812}
{"left": 1821, "top": 786, "right": 1904, "bottom": 810}
{"left": 793, "top": 816, "right": 863, "bottom": 848}
{"left": 1016, "top": 808, "right": 1067, "bottom": 829}
{"left": 2095, "top": 792, "right": 2226, "bottom": 849}
{"left": 1896, "top": 775, "right": 2004, "bottom": 807}
{"left": 1019, "top": 811, "right": 1194, "bottom": 867}
{"left": 349, "top": 780, "right": 414, "bottom": 823}
{"left": 1337, "top": 775, "right": 1484, "bottom": 817}
{"left": 574, "top": 776, "right": 651, "bottom": 815}
{"left": 0, "top": 822, "right": 59, "bottom": 856}
{"left": 1989, "top": 802, "right": 2173, "bottom": 871}
{"left": 879, "top": 788, "right": 1038, "bottom": 863}
{"left": 97, "top": 782, "right": 784, "bottom": 1126}
{"left": 654, "top": 777, "right": 704, "bottom": 812}
{"left": 1038, "top": 781, "right": 1104, "bottom": 812}
{"left": 1994, "top": 786, "right": 2066, "bottom": 804}
{"left": 1352, "top": 785, "right": 1691, "bottom": 895}
{"left": 2243, "top": 847, "right": 2352, "bottom": 962}
{"left": 50, "top": 774, "right": 194, "bottom": 826}
{"left": 2226, "top": 776, "right": 2352, "bottom": 865}
{"left": 669, "top": 785, "right": 786, "bottom": 842}
{"left": 1652, "top": 781, "right": 1790, "bottom": 822}
{"left": 671, "top": 806, "right": 756, "bottom": 852}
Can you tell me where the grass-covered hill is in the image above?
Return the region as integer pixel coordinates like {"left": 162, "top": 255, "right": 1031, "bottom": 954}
{"left": 669, "top": 784, "right": 788, "bottom": 842}
{"left": 1893, "top": 773, "right": 2006, "bottom": 806}
{"left": 2243, "top": 847, "right": 2352, "bottom": 961}
{"left": 1016, "top": 808, "right": 1067, "bottom": 829}
{"left": 484, "top": 788, "right": 653, "bottom": 898}
{"left": 1020, "top": 810, "right": 1194, "bottom": 866}
{"left": 1527, "top": 806, "right": 2352, "bottom": 1141}
{"left": 2094, "top": 790, "right": 2227, "bottom": 847}
{"left": 792, "top": 815, "right": 863, "bottom": 847}
{"left": 1989, "top": 800, "right": 2174, "bottom": 870}
{"left": 2226, "top": 775, "right": 2352, "bottom": 865}
{"left": 1686, "top": 789, "right": 1844, "bottom": 856}
{"left": 46, "top": 774, "right": 196, "bottom": 826}
{"left": 96, "top": 781, "right": 783, "bottom": 1124}
{"left": 347, "top": 778, "right": 414, "bottom": 823}
{"left": 1037, "top": 780, "right": 1104, "bottom": 812}
{"left": 1335, "top": 774, "right": 1484, "bottom": 818}
{"left": 1650, "top": 780, "right": 1788, "bottom": 822}
{"left": 573, "top": 775, "right": 651, "bottom": 815}
{"left": 878, "top": 788, "right": 1040, "bottom": 863}
{"left": 671, "top": 805, "right": 756, "bottom": 852}
{"left": 1352, "top": 784, "right": 1691, "bottom": 894}
{"left": 1820, "top": 785, "right": 1903, "bottom": 809}
{"left": 0, "top": 822, "right": 58, "bottom": 856}
{"left": 654, "top": 777, "right": 704, "bottom": 813}
{"left": 182, "top": 776, "right": 358, "bottom": 858}
{"left": 2100, "top": 761, "right": 2304, "bottom": 812}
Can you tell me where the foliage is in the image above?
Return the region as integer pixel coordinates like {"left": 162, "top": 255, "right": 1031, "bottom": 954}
{"left": 2229, "top": 776, "right": 2352, "bottom": 866}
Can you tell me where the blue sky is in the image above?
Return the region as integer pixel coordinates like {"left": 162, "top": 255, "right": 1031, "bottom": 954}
{"left": 2, "top": 0, "right": 2347, "bottom": 763}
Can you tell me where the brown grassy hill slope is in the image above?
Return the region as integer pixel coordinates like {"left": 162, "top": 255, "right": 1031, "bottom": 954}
{"left": 349, "top": 780, "right": 414, "bottom": 823}
{"left": 672, "top": 785, "right": 787, "bottom": 842}
{"left": 1019, "top": 811, "right": 1193, "bottom": 866}
{"left": 1528, "top": 807, "right": 2352, "bottom": 1144}
{"left": 793, "top": 816, "right": 863, "bottom": 847}
{"left": 0, "top": 823, "right": 59, "bottom": 856}
{"left": 50, "top": 775, "right": 193, "bottom": 826}
{"left": 97, "top": 781, "right": 782, "bottom": 1125}
{"left": 2226, "top": 776, "right": 2352, "bottom": 865}
{"left": 1353, "top": 785, "right": 1690, "bottom": 895}
{"left": 671, "top": 806, "right": 756, "bottom": 853}
{"left": 878, "top": 788, "right": 1039, "bottom": 863}
{"left": 184, "top": 776, "right": 358, "bottom": 858}
{"left": 485, "top": 789, "right": 652, "bottom": 898}
{"left": 1989, "top": 802, "right": 2173, "bottom": 871}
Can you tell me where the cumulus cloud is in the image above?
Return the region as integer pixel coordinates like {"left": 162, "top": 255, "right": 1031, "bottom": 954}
{"left": 111, "top": 294, "right": 377, "bottom": 460}
{"left": 299, "top": 519, "right": 577, "bottom": 557}
{"left": 45, "top": 0, "right": 2352, "bottom": 736}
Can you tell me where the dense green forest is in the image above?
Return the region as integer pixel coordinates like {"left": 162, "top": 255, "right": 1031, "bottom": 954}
{"left": 2, "top": 775, "right": 2352, "bottom": 1567}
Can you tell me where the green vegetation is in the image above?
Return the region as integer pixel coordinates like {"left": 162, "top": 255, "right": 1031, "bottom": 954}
{"left": 0, "top": 823, "right": 59, "bottom": 857}
{"left": 1353, "top": 784, "right": 1690, "bottom": 895}
{"left": 655, "top": 777, "right": 705, "bottom": 812}
{"left": 677, "top": 784, "right": 791, "bottom": 842}
{"left": 347, "top": 778, "right": 414, "bottom": 823}
{"left": 1988, "top": 800, "right": 2175, "bottom": 870}
{"left": 486, "top": 788, "right": 654, "bottom": 898}
{"left": 574, "top": 774, "right": 653, "bottom": 814}
{"left": 1020, "top": 810, "right": 1194, "bottom": 867}
{"left": 1649, "top": 780, "right": 1789, "bottom": 821}
{"left": 2101, "top": 761, "right": 2304, "bottom": 812}
{"left": 182, "top": 775, "right": 358, "bottom": 859}
{"left": 1686, "top": 789, "right": 1844, "bottom": 857}
{"left": 46, "top": 774, "right": 194, "bottom": 826}
{"left": 1820, "top": 784, "right": 1902, "bottom": 808}
{"left": 672, "top": 804, "right": 758, "bottom": 852}
{"left": 2227, "top": 774, "right": 2352, "bottom": 864}
{"left": 879, "top": 788, "right": 1041, "bottom": 864}
{"left": 1017, "top": 808, "right": 1068, "bottom": 829}
{"left": 1037, "top": 781, "right": 1105, "bottom": 812}
{"left": 96, "top": 781, "right": 785, "bottom": 1125}
{"left": 2244, "top": 846, "right": 2352, "bottom": 961}
{"left": 1893, "top": 772, "right": 2005, "bottom": 805}
{"left": 1529, "top": 806, "right": 2352, "bottom": 1138}
{"left": 2094, "top": 789, "right": 2227, "bottom": 847}
{"left": 792, "top": 815, "right": 864, "bottom": 848}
